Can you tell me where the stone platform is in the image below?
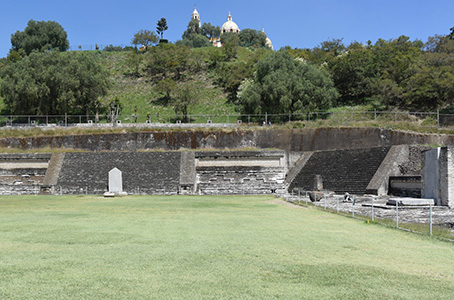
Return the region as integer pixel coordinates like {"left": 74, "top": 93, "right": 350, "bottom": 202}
{"left": 387, "top": 198, "right": 435, "bottom": 206}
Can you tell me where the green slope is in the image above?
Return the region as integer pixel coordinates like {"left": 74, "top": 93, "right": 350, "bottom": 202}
{"left": 99, "top": 51, "right": 237, "bottom": 123}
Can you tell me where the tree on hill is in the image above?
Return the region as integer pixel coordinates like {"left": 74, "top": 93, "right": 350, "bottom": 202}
{"left": 183, "top": 19, "right": 202, "bottom": 38}
{"left": 180, "top": 20, "right": 213, "bottom": 48}
{"left": 220, "top": 32, "right": 240, "bottom": 60}
{"left": 401, "top": 35, "right": 454, "bottom": 111}
{"left": 156, "top": 18, "right": 168, "bottom": 41}
{"left": 172, "top": 81, "right": 199, "bottom": 122}
{"left": 178, "top": 34, "right": 211, "bottom": 48}
{"left": 329, "top": 42, "right": 378, "bottom": 106}
{"left": 238, "top": 29, "right": 267, "bottom": 48}
{"left": 132, "top": 29, "right": 159, "bottom": 48}
{"left": 238, "top": 51, "right": 338, "bottom": 118}
{"left": 0, "top": 51, "right": 109, "bottom": 116}
{"left": 154, "top": 78, "right": 177, "bottom": 102}
{"left": 201, "top": 23, "right": 221, "bottom": 39}
{"left": 10, "top": 19, "right": 69, "bottom": 55}
{"left": 143, "top": 43, "right": 194, "bottom": 80}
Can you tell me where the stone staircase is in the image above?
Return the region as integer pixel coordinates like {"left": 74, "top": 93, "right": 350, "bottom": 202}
{"left": 289, "top": 147, "right": 391, "bottom": 194}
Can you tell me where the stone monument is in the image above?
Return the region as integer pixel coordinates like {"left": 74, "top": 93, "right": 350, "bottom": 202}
{"left": 106, "top": 167, "right": 127, "bottom": 196}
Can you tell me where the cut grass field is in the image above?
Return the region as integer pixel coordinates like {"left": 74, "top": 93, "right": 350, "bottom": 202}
{"left": 0, "top": 195, "right": 453, "bottom": 299}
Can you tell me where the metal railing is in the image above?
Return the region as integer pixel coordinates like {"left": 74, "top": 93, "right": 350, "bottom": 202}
{"left": 285, "top": 191, "right": 454, "bottom": 241}
{"left": 0, "top": 110, "right": 452, "bottom": 128}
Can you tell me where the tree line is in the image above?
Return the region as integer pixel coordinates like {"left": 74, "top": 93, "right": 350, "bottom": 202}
{"left": 1, "top": 19, "right": 454, "bottom": 122}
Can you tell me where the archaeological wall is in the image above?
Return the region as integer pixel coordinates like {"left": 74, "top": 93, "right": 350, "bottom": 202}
{"left": 1, "top": 128, "right": 454, "bottom": 152}
{"left": 0, "top": 128, "right": 448, "bottom": 200}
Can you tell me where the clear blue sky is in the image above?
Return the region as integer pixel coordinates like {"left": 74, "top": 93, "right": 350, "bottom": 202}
{"left": 1, "top": 0, "right": 453, "bottom": 58}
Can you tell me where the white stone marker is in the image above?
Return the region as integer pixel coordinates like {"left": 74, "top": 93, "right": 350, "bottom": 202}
{"left": 108, "top": 167, "right": 123, "bottom": 194}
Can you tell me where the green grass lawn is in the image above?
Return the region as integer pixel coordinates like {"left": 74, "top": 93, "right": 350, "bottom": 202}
{"left": 0, "top": 195, "right": 453, "bottom": 299}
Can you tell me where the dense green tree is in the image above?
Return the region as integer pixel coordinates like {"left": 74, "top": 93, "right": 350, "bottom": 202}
{"left": 215, "top": 48, "right": 271, "bottom": 102}
{"left": 181, "top": 20, "right": 217, "bottom": 48}
{"left": 143, "top": 43, "right": 193, "bottom": 80}
{"left": 156, "top": 18, "right": 168, "bottom": 40}
{"left": 201, "top": 23, "right": 221, "bottom": 39}
{"left": 131, "top": 29, "right": 158, "bottom": 48}
{"left": 220, "top": 32, "right": 239, "bottom": 47}
{"left": 238, "top": 51, "right": 338, "bottom": 117}
{"left": 179, "top": 34, "right": 211, "bottom": 48}
{"left": 401, "top": 36, "right": 454, "bottom": 110}
{"left": 183, "top": 19, "right": 202, "bottom": 38}
{"left": 238, "top": 29, "right": 267, "bottom": 48}
{"left": 0, "top": 51, "right": 109, "bottom": 115}
{"left": 172, "top": 81, "right": 199, "bottom": 122}
{"left": 220, "top": 33, "right": 240, "bottom": 60}
{"left": 367, "top": 36, "right": 423, "bottom": 108}
{"left": 11, "top": 19, "right": 69, "bottom": 55}
{"left": 329, "top": 42, "right": 379, "bottom": 105}
{"left": 5, "top": 50, "right": 25, "bottom": 64}
{"left": 303, "top": 38, "right": 346, "bottom": 67}
{"left": 154, "top": 78, "right": 177, "bottom": 102}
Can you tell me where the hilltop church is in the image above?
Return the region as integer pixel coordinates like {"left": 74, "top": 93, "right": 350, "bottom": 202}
{"left": 191, "top": 7, "right": 273, "bottom": 49}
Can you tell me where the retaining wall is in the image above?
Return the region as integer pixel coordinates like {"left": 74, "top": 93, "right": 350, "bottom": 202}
{"left": 1, "top": 128, "right": 454, "bottom": 152}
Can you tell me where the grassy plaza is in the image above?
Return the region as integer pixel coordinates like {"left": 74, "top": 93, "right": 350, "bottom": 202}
{"left": 0, "top": 195, "right": 453, "bottom": 299}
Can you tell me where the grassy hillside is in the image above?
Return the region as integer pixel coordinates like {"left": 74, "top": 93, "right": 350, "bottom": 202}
{"left": 98, "top": 50, "right": 237, "bottom": 122}
{"left": 0, "top": 195, "right": 453, "bottom": 299}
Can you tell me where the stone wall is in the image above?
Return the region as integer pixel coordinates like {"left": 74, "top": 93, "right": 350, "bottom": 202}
{"left": 0, "top": 184, "right": 41, "bottom": 195}
{"left": 0, "top": 153, "right": 51, "bottom": 195}
{"left": 195, "top": 151, "right": 286, "bottom": 195}
{"left": 53, "top": 151, "right": 288, "bottom": 195}
{"left": 56, "top": 152, "right": 181, "bottom": 194}
{"left": 2, "top": 128, "right": 454, "bottom": 152}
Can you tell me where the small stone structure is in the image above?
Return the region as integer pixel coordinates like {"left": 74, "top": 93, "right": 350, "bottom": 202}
{"left": 387, "top": 198, "right": 435, "bottom": 206}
